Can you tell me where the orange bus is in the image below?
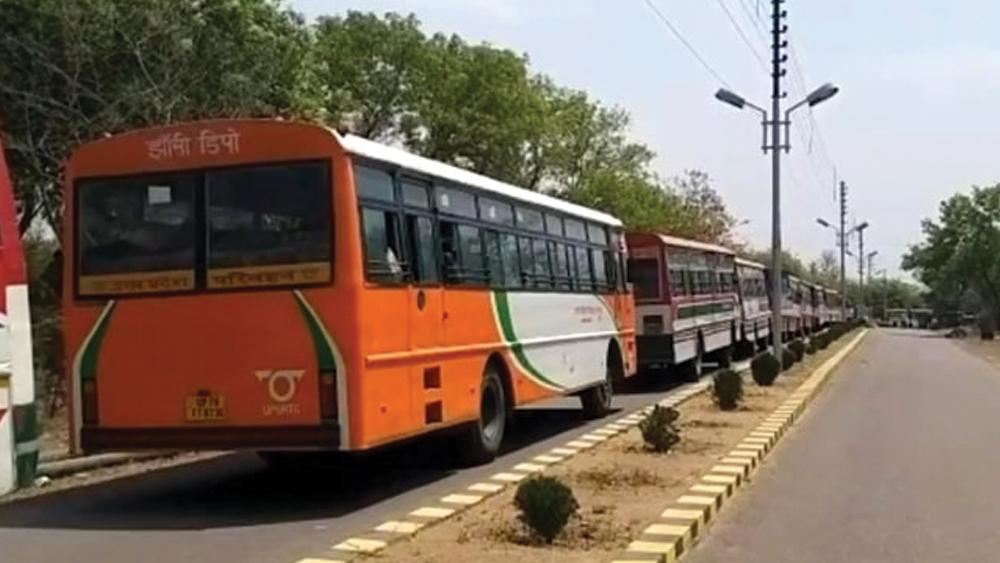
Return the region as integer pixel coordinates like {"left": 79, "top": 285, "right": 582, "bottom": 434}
{"left": 63, "top": 119, "right": 637, "bottom": 464}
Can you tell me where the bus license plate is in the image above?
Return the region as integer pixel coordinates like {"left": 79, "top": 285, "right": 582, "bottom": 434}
{"left": 185, "top": 395, "right": 226, "bottom": 422}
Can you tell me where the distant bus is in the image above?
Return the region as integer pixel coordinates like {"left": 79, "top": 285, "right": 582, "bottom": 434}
{"left": 734, "top": 257, "right": 770, "bottom": 356}
{"left": 802, "top": 281, "right": 820, "bottom": 334}
{"left": 63, "top": 119, "right": 636, "bottom": 464}
{"left": 626, "top": 233, "right": 737, "bottom": 380}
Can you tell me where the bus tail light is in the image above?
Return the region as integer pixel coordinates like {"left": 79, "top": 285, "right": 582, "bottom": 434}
{"left": 82, "top": 379, "right": 99, "bottom": 425}
{"left": 319, "top": 370, "right": 338, "bottom": 422}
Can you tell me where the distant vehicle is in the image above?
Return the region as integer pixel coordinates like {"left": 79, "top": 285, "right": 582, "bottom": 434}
{"left": 62, "top": 119, "right": 637, "bottom": 465}
{"left": 734, "top": 257, "right": 770, "bottom": 355}
{"left": 626, "top": 233, "right": 738, "bottom": 380}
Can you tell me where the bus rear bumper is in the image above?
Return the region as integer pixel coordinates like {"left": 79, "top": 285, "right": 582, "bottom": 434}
{"left": 81, "top": 424, "right": 340, "bottom": 454}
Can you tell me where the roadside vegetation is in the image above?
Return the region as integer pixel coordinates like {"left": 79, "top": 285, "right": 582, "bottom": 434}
{"left": 379, "top": 322, "right": 862, "bottom": 563}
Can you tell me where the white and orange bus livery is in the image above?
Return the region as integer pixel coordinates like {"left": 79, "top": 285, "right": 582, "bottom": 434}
{"left": 63, "top": 119, "right": 637, "bottom": 465}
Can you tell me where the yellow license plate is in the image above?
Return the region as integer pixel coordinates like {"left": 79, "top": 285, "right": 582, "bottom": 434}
{"left": 185, "top": 395, "right": 226, "bottom": 421}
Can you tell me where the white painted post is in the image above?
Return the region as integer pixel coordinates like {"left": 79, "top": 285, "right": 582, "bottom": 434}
{"left": 0, "top": 371, "right": 14, "bottom": 495}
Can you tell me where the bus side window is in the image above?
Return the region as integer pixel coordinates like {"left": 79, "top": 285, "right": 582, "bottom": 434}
{"left": 484, "top": 230, "right": 503, "bottom": 287}
{"left": 405, "top": 214, "right": 439, "bottom": 283}
{"left": 361, "top": 206, "right": 405, "bottom": 283}
{"left": 500, "top": 233, "right": 521, "bottom": 288}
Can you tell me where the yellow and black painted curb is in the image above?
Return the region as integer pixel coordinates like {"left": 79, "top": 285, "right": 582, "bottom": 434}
{"left": 290, "top": 369, "right": 727, "bottom": 563}
{"left": 607, "top": 328, "right": 869, "bottom": 563}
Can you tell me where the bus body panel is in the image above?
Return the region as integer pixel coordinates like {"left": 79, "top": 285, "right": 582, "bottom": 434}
{"left": 64, "top": 121, "right": 354, "bottom": 453}
{"left": 627, "top": 232, "right": 737, "bottom": 372}
{"left": 65, "top": 119, "right": 635, "bottom": 455}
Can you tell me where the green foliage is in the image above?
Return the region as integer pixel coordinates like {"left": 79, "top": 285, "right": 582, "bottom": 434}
{"left": 750, "top": 352, "right": 781, "bottom": 386}
{"left": 805, "top": 338, "right": 817, "bottom": 355}
{"left": 813, "top": 331, "right": 830, "bottom": 350}
{"left": 514, "top": 474, "right": 579, "bottom": 543}
{"left": 712, "top": 368, "right": 743, "bottom": 411}
{"left": 903, "top": 184, "right": 1000, "bottom": 324}
{"left": 788, "top": 339, "right": 806, "bottom": 362}
{"left": 781, "top": 346, "right": 796, "bottom": 370}
{"left": 638, "top": 405, "right": 681, "bottom": 453}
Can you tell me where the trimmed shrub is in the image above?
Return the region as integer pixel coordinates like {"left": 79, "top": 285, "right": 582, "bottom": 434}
{"left": 638, "top": 405, "right": 681, "bottom": 453}
{"left": 781, "top": 346, "right": 796, "bottom": 370}
{"left": 814, "top": 331, "right": 830, "bottom": 349}
{"left": 712, "top": 368, "right": 744, "bottom": 411}
{"left": 805, "top": 338, "right": 817, "bottom": 355}
{"left": 789, "top": 339, "right": 806, "bottom": 362}
{"left": 750, "top": 352, "right": 781, "bottom": 386}
{"left": 514, "top": 475, "right": 579, "bottom": 543}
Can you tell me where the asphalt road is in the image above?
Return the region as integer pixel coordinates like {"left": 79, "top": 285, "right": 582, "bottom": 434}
{"left": 0, "top": 364, "right": 736, "bottom": 563}
{"left": 686, "top": 329, "right": 1000, "bottom": 563}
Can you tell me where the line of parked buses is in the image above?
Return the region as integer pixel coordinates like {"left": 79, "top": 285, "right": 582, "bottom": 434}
{"left": 59, "top": 118, "right": 857, "bottom": 465}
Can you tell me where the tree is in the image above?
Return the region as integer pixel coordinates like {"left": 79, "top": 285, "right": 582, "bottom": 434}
{"left": 903, "top": 184, "right": 1000, "bottom": 327}
{"left": 0, "top": 0, "right": 320, "bottom": 237}
{"left": 313, "top": 11, "right": 427, "bottom": 141}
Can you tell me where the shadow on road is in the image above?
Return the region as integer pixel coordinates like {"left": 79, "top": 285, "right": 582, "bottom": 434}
{"left": 0, "top": 405, "right": 604, "bottom": 532}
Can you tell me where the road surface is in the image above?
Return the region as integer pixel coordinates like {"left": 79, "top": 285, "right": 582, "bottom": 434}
{"left": 0, "top": 366, "right": 729, "bottom": 563}
{"left": 686, "top": 329, "right": 1000, "bottom": 563}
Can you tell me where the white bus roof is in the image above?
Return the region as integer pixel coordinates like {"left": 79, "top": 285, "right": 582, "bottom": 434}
{"left": 735, "top": 257, "right": 766, "bottom": 269}
{"left": 652, "top": 234, "right": 735, "bottom": 255}
{"left": 338, "top": 132, "right": 623, "bottom": 228}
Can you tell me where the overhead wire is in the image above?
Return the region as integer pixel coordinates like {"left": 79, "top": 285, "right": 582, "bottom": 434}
{"left": 639, "top": 0, "right": 733, "bottom": 89}
{"left": 733, "top": 0, "right": 839, "bottom": 198}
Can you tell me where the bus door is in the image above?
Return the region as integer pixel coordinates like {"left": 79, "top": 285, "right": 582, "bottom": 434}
{"left": 400, "top": 179, "right": 444, "bottom": 350}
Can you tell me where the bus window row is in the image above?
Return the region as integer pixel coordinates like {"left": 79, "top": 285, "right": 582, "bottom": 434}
{"left": 356, "top": 163, "right": 626, "bottom": 293}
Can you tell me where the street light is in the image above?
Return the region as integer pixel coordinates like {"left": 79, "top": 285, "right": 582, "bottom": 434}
{"left": 716, "top": 81, "right": 840, "bottom": 356}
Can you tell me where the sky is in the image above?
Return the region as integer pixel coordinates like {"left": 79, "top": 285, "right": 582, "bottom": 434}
{"left": 291, "top": 0, "right": 1000, "bottom": 279}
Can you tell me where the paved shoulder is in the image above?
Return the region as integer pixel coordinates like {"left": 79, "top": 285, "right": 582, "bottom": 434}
{"left": 685, "top": 329, "right": 1000, "bottom": 563}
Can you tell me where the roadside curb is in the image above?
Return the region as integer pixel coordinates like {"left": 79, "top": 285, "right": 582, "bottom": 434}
{"left": 292, "top": 365, "right": 747, "bottom": 563}
{"left": 609, "top": 328, "right": 869, "bottom": 563}
{"left": 37, "top": 451, "right": 180, "bottom": 479}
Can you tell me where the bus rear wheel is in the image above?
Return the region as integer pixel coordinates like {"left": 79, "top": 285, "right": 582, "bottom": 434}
{"left": 458, "top": 364, "right": 506, "bottom": 465}
{"left": 581, "top": 346, "right": 620, "bottom": 418}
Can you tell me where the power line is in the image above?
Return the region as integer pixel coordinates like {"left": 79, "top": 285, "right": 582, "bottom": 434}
{"left": 714, "top": 0, "right": 768, "bottom": 72}
{"left": 639, "top": 0, "right": 732, "bottom": 88}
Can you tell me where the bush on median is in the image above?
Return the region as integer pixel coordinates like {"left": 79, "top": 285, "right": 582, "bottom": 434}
{"left": 789, "top": 339, "right": 806, "bottom": 362}
{"left": 781, "top": 346, "right": 796, "bottom": 370}
{"left": 750, "top": 351, "right": 781, "bottom": 386}
{"left": 712, "top": 368, "right": 744, "bottom": 411}
{"left": 514, "top": 474, "right": 579, "bottom": 543}
{"left": 638, "top": 404, "right": 681, "bottom": 453}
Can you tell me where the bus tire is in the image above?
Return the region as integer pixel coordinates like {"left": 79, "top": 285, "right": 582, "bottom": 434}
{"left": 681, "top": 339, "right": 704, "bottom": 382}
{"left": 581, "top": 343, "right": 620, "bottom": 418}
{"left": 458, "top": 364, "right": 506, "bottom": 465}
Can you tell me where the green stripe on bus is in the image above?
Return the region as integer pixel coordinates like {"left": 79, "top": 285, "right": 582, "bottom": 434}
{"left": 13, "top": 402, "right": 38, "bottom": 486}
{"left": 292, "top": 291, "right": 337, "bottom": 373}
{"left": 78, "top": 301, "right": 117, "bottom": 381}
{"left": 492, "top": 291, "right": 563, "bottom": 390}
{"left": 677, "top": 301, "right": 735, "bottom": 319}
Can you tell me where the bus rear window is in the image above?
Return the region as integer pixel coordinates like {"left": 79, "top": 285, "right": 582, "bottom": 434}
{"left": 206, "top": 163, "right": 330, "bottom": 281}
{"left": 77, "top": 174, "right": 197, "bottom": 295}
{"left": 627, "top": 258, "right": 661, "bottom": 301}
{"left": 75, "top": 161, "right": 332, "bottom": 296}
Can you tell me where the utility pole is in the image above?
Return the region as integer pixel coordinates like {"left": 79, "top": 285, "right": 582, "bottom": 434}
{"left": 714, "top": 0, "right": 839, "bottom": 352}
{"left": 838, "top": 181, "right": 847, "bottom": 319}
{"left": 857, "top": 224, "right": 866, "bottom": 317}
{"left": 883, "top": 268, "right": 888, "bottom": 321}
{"left": 768, "top": 0, "right": 787, "bottom": 356}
